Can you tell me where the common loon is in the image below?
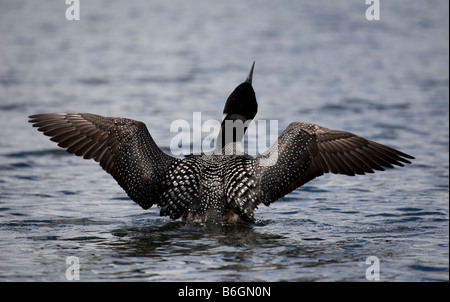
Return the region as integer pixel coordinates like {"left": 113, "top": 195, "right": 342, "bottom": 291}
{"left": 29, "top": 62, "right": 414, "bottom": 223}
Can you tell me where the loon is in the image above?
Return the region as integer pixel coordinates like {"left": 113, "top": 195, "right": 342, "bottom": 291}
{"left": 29, "top": 62, "right": 414, "bottom": 223}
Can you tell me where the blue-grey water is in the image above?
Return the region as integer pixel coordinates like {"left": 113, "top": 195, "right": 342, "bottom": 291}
{"left": 0, "top": 1, "right": 448, "bottom": 282}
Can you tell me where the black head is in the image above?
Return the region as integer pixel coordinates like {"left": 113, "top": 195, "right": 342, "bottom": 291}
{"left": 222, "top": 62, "right": 258, "bottom": 123}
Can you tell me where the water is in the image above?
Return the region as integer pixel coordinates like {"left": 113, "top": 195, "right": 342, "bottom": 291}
{"left": 0, "top": 0, "right": 448, "bottom": 282}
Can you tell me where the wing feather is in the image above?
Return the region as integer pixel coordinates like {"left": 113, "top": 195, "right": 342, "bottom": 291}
{"left": 256, "top": 122, "right": 414, "bottom": 205}
{"left": 29, "top": 113, "right": 180, "bottom": 209}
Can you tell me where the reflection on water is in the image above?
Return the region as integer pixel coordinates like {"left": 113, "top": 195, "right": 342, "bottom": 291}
{"left": 84, "top": 220, "right": 342, "bottom": 281}
{"left": 110, "top": 221, "right": 283, "bottom": 257}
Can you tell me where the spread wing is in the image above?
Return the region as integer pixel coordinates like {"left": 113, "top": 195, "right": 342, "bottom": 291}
{"left": 255, "top": 122, "right": 414, "bottom": 205}
{"left": 29, "top": 113, "right": 180, "bottom": 209}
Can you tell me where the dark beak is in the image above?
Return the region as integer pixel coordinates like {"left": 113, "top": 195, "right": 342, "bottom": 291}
{"left": 245, "top": 61, "right": 255, "bottom": 85}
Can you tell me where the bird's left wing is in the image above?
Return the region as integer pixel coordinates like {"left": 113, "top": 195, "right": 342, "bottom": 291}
{"left": 29, "top": 113, "right": 181, "bottom": 209}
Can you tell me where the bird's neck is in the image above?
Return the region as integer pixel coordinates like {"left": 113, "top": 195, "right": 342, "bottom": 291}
{"left": 214, "top": 116, "right": 251, "bottom": 155}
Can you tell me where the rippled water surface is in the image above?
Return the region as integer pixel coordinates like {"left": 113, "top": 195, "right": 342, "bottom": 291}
{"left": 0, "top": 1, "right": 448, "bottom": 281}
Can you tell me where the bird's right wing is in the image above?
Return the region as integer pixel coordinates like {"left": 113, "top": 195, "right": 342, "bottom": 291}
{"left": 255, "top": 122, "right": 414, "bottom": 205}
{"left": 29, "top": 113, "right": 181, "bottom": 209}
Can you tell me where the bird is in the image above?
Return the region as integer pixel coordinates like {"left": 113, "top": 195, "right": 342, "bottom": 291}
{"left": 29, "top": 62, "right": 414, "bottom": 223}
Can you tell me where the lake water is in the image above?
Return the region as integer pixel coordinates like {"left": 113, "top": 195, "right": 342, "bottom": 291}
{"left": 0, "top": 0, "right": 448, "bottom": 282}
